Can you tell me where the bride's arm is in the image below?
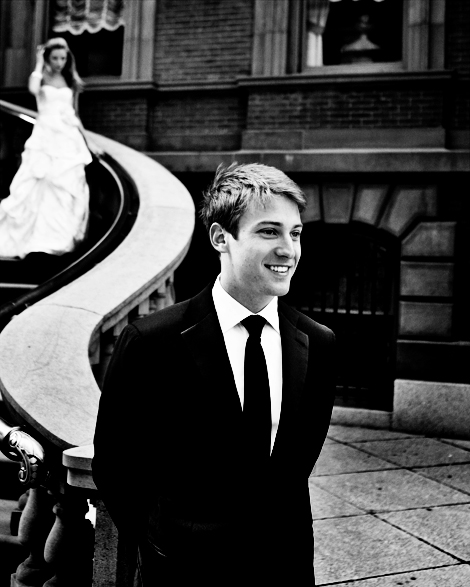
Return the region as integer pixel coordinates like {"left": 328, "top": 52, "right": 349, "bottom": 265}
{"left": 28, "top": 45, "right": 45, "bottom": 95}
{"left": 74, "top": 92, "right": 104, "bottom": 156}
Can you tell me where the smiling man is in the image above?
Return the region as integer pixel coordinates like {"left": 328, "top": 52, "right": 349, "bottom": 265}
{"left": 93, "top": 163, "right": 336, "bottom": 586}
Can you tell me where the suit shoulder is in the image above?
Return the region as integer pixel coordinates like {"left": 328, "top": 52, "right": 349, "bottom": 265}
{"left": 130, "top": 298, "right": 190, "bottom": 337}
{"left": 280, "top": 301, "right": 335, "bottom": 343}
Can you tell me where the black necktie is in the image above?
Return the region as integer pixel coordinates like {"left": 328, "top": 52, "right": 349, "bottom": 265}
{"left": 241, "top": 315, "right": 272, "bottom": 461}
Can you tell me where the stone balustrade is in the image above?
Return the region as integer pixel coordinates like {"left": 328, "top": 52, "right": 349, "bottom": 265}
{"left": 0, "top": 131, "right": 195, "bottom": 586}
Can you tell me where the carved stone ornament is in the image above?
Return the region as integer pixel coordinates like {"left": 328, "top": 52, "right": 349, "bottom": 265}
{"left": 0, "top": 420, "right": 47, "bottom": 487}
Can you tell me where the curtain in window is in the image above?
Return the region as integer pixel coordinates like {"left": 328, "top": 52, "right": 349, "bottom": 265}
{"left": 52, "top": 0, "right": 125, "bottom": 35}
{"left": 306, "top": 0, "right": 330, "bottom": 66}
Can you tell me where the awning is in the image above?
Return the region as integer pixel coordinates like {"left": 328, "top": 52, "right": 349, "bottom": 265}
{"left": 52, "top": 0, "right": 125, "bottom": 35}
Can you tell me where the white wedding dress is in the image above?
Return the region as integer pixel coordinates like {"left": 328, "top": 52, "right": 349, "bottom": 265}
{"left": 0, "top": 85, "right": 92, "bottom": 259}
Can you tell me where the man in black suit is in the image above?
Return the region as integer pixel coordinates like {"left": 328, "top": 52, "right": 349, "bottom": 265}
{"left": 92, "top": 163, "right": 336, "bottom": 585}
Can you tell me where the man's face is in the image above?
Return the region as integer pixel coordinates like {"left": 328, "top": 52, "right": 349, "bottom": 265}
{"left": 219, "top": 195, "right": 302, "bottom": 313}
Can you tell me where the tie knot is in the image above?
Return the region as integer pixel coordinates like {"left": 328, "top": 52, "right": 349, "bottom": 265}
{"left": 242, "top": 315, "right": 266, "bottom": 339}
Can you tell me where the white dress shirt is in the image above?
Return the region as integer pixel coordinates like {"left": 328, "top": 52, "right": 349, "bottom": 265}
{"left": 212, "top": 277, "right": 282, "bottom": 453}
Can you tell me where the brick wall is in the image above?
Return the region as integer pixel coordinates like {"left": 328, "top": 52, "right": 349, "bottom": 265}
{"left": 80, "top": 95, "right": 149, "bottom": 149}
{"left": 154, "top": 0, "right": 253, "bottom": 84}
{"left": 245, "top": 84, "right": 445, "bottom": 130}
{"left": 78, "top": 0, "right": 468, "bottom": 150}
{"left": 152, "top": 91, "right": 245, "bottom": 150}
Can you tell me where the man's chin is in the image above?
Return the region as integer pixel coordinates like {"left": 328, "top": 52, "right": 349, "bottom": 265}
{"left": 270, "top": 283, "right": 291, "bottom": 298}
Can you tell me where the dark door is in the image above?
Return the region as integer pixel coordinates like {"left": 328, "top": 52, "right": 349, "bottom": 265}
{"left": 286, "top": 222, "right": 398, "bottom": 410}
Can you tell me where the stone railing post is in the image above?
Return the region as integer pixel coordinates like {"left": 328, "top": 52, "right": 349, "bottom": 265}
{"left": 12, "top": 487, "right": 55, "bottom": 587}
{"left": 62, "top": 445, "right": 137, "bottom": 587}
{"left": 150, "top": 275, "right": 175, "bottom": 313}
{"left": 89, "top": 272, "right": 175, "bottom": 392}
{"left": 42, "top": 491, "right": 95, "bottom": 587}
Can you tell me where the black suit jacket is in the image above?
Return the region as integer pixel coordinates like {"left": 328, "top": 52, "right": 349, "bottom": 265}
{"left": 92, "top": 284, "right": 336, "bottom": 580}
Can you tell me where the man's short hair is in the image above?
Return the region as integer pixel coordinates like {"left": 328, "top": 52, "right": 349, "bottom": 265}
{"left": 200, "top": 162, "right": 306, "bottom": 237}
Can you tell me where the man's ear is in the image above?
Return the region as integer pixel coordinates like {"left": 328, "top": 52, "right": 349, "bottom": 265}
{"left": 209, "top": 222, "right": 228, "bottom": 253}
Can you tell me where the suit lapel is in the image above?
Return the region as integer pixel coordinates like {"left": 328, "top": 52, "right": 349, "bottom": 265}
{"left": 179, "top": 288, "right": 310, "bottom": 450}
{"left": 180, "top": 285, "right": 242, "bottom": 415}
{"left": 273, "top": 303, "right": 309, "bottom": 455}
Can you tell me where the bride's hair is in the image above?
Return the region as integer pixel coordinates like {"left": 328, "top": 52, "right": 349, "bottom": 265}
{"left": 43, "top": 37, "right": 84, "bottom": 93}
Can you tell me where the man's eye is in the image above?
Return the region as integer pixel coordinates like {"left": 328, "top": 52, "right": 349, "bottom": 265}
{"left": 292, "top": 231, "right": 302, "bottom": 239}
{"left": 261, "top": 228, "right": 276, "bottom": 236}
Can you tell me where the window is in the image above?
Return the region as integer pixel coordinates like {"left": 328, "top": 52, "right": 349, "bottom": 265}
{"left": 50, "top": 0, "right": 125, "bottom": 77}
{"left": 253, "top": 0, "right": 445, "bottom": 76}
{"left": 52, "top": 27, "right": 125, "bottom": 77}
{"left": 45, "top": 0, "right": 157, "bottom": 83}
{"left": 296, "top": 0, "right": 404, "bottom": 70}
{"left": 315, "top": 0, "right": 403, "bottom": 67}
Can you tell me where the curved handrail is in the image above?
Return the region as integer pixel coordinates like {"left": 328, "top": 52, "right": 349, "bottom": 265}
{"left": 0, "top": 129, "right": 195, "bottom": 452}
{"left": 0, "top": 99, "right": 37, "bottom": 123}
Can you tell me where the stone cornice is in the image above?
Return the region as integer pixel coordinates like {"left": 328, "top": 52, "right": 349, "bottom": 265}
{"left": 0, "top": 69, "right": 453, "bottom": 98}
{"left": 147, "top": 148, "right": 470, "bottom": 174}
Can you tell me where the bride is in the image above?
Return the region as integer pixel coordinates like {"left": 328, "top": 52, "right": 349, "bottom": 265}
{"left": 0, "top": 37, "right": 98, "bottom": 259}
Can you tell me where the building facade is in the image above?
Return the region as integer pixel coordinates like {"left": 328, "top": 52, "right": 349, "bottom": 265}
{"left": 1, "top": 0, "right": 469, "bottom": 433}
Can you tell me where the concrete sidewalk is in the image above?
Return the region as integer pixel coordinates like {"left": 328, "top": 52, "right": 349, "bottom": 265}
{"left": 310, "top": 424, "right": 470, "bottom": 586}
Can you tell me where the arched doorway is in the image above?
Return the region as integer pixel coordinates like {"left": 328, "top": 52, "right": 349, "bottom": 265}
{"left": 286, "top": 222, "right": 399, "bottom": 410}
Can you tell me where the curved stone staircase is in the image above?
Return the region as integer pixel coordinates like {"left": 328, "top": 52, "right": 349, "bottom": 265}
{"left": 0, "top": 125, "right": 194, "bottom": 585}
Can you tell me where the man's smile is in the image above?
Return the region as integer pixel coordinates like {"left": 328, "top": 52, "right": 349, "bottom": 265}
{"left": 265, "top": 265, "right": 290, "bottom": 274}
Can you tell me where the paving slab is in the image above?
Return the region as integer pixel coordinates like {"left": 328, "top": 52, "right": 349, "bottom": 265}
{"left": 312, "top": 442, "right": 397, "bottom": 476}
{"left": 327, "top": 425, "right": 416, "bottom": 443}
{"left": 314, "top": 514, "right": 456, "bottom": 585}
{"left": 412, "top": 463, "right": 470, "bottom": 496}
{"left": 322, "top": 436, "right": 338, "bottom": 445}
{"left": 379, "top": 505, "right": 470, "bottom": 561}
{"left": 311, "top": 469, "right": 469, "bottom": 513}
{"left": 353, "top": 438, "right": 470, "bottom": 468}
{"left": 440, "top": 438, "right": 470, "bottom": 451}
{"left": 309, "top": 480, "right": 363, "bottom": 520}
{"left": 324, "top": 564, "right": 470, "bottom": 587}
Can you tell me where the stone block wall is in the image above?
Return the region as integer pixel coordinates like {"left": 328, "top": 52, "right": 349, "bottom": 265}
{"left": 282, "top": 178, "right": 469, "bottom": 385}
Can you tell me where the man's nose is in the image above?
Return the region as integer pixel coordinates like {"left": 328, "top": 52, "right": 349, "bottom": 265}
{"left": 276, "top": 235, "right": 296, "bottom": 258}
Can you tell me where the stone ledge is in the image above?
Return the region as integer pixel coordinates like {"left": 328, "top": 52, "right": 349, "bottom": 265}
{"left": 147, "top": 149, "right": 470, "bottom": 174}
{"left": 242, "top": 129, "right": 447, "bottom": 150}
{"left": 331, "top": 406, "right": 393, "bottom": 429}
{"left": 393, "top": 379, "right": 470, "bottom": 439}
{"left": 63, "top": 445, "right": 96, "bottom": 491}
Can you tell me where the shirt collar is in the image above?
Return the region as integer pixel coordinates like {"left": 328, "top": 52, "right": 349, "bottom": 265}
{"left": 212, "top": 276, "right": 280, "bottom": 334}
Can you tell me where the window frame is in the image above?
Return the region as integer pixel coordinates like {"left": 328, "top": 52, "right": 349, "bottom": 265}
{"left": 30, "top": 0, "right": 157, "bottom": 85}
{"left": 70, "top": 0, "right": 157, "bottom": 84}
{"left": 252, "top": 0, "right": 446, "bottom": 77}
